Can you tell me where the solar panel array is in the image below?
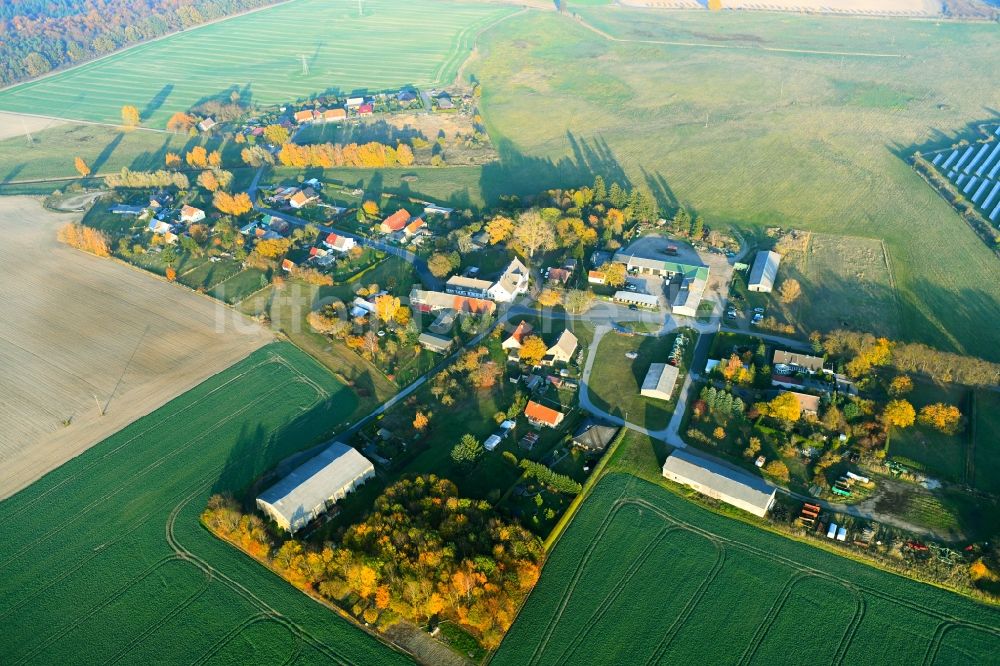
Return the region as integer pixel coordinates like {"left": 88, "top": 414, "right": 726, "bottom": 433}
{"left": 929, "top": 125, "right": 1000, "bottom": 222}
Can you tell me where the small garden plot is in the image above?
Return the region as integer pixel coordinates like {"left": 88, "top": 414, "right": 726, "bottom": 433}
{"left": 209, "top": 268, "right": 270, "bottom": 303}
{"left": 175, "top": 256, "right": 243, "bottom": 290}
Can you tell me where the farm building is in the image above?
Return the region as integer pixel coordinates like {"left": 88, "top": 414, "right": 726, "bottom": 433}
{"left": 380, "top": 209, "right": 411, "bottom": 233}
{"left": 256, "top": 442, "right": 375, "bottom": 533}
{"left": 424, "top": 203, "right": 453, "bottom": 216}
{"left": 772, "top": 350, "right": 825, "bottom": 373}
{"left": 640, "top": 363, "right": 680, "bottom": 401}
{"left": 748, "top": 251, "right": 781, "bottom": 292}
{"left": 525, "top": 401, "right": 565, "bottom": 428}
{"left": 668, "top": 273, "right": 707, "bottom": 317}
{"left": 418, "top": 332, "right": 454, "bottom": 354}
{"left": 404, "top": 218, "right": 426, "bottom": 237}
{"left": 409, "top": 288, "right": 496, "bottom": 315}
{"left": 445, "top": 275, "right": 493, "bottom": 299}
{"left": 613, "top": 291, "right": 659, "bottom": 309}
{"left": 543, "top": 330, "right": 578, "bottom": 366}
{"left": 572, "top": 419, "right": 620, "bottom": 455}
{"left": 322, "top": 108, "right": 347, "bottom": 122}
{"left": 661, "top": 449, "right": 776, "bottom": 517}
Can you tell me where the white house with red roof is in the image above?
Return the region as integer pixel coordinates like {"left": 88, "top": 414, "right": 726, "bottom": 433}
{"left": 180, "top": 205, "right": 205, "bottom": 224}
{"left": 379, "top": 209, "right": 410, "bottom": 234}
{"left": 322, "top": 232, "right": 356, "bottom": 253}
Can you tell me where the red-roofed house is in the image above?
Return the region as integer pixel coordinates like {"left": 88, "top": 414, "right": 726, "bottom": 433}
{"left": 357, "top": 103, "right": 374, "bottom": 116}
{"left": 546, "top": 267, "right": 571, "bottom": 285}
{"left": 322, "top": 108, "right": 347, "bottom": 122}
{"left": 180, "top": 205, "right": 205, "bottom": 224}
{"left": 588, "top": 270, "right": 606, "bottom": 285}
{"left": 281, "top": 258, "right": 295, "bottom": 272}
{"left": 379, "top": 209, "right": 410, "bottom": 234}
{"left": 294, "top": 109, "right": 316, "bottom": 124}
{"left": 502, "top": 320, "right": 533, "bottom": 351}
{"left": 323, "top": 232, "right": 356, "bottom": 253}
{"left": 404, "top": 218, "right": 425, "bottom": 237}
{"left": 525, "top": 401, "right": 565, "bottom": 428}
{"left": 289, "top": 188, "right": 318, "bottom": 209}
{"left": 309, "top": 247, "right": 328, "bottom": 258}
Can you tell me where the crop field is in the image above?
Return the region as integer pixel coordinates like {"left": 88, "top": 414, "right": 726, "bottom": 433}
{"left": 0, "top": 343, "right": 408, "bottom": 665}
{"left": 470, "top": 9, "right": 1000, "bottom": 361}
{"left": 772, "top": 232, "right": 901, "bottom": 338}
{"left": 0, "top": 0, "right": 516, "bottom": 128}
{"left": 494, "top": 473, "right": 1000, "bottom": 665}
{"left": 0, "top": 196, "right": 273, "bottom": 499}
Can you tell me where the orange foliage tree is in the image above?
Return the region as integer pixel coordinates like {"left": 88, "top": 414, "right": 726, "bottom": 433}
{"left": 74, "top": 156, "right": 91, "bottom": 177}
{"left": 212, "top": 191, "right": 253, "bottom": 216}
{"left": 57, "top": 223, "right": 110, "bottom": 256}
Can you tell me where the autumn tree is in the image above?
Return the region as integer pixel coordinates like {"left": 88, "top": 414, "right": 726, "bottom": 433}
{"left": 518, "top": 335, "right": 548, "bottom": 366}
{"left": 600, "top": 262, "right": 627, "bottom": 288}
{"left": 565, "top": 289, "right": 594, "bottom": 314}
{"left": 165, "top": 266, "right": 177, "bottom": 281}
{"left": 512, "top": 209, "right": 555, "bottom": 262}
{"left": 396, "top": 143, "right": 415, "bottom": 166}
{"left": 882, "top": 399, "right": 916, "bottom": 429}
{"left": 254, "top": 237, "right": 292, "bottom": 259}
{"left": 166, "top": 112, "right": 195, "bottom": 133}
{"left": 766, "top": 392, "right": 802, "bottom": 422}
{"left": 74, "top": 156, "right": 91, "bottom": 177}
{"left": 413, "top": 411, "right": 430, "bottom": 431}
{"left": 197, "top": 170, "right": 219, "bottom": 192}
{"left": 57, "top": 223, "right": 110, "bottom": 257}
{"left": 241, "top": 145, "right": 275, "bottom": 167}
{"left": 917, "top": 403, "right": 962, "bottom": 435}
{"left": 208, "top": 150, "right": 222, "bottom": 168}
{"left": 485, "top": 215, "right": 514, "bottom": 244}
{"left": 427, "top": 251, "right": 460, "bottom": 278}
{"left": 165, "top": 152, "right": 181, "bottom": 168}
{"left": 374, "top": 294, "right": 400, "bottom": 324}
{"left": 778, "top": 278, "right": 801, "bottom": 304}
{"left": 263, "top": 124, "right": 290, "bottom": 146}
{"left": 362, "top": 200, "right": 380, "bottom": 217}
{"left": 763, "top": 460, "right": 790, "bottom": 483}
{"left": 743, "top": 436, "right": 762, "bottom": 458}
{"left": 186, "top": 146, "right": 209, "bottom": 168}
{"left": 121, "top": 104, "right": 140, "bottom": 128}
{"left": 537, "top": 289, "right": 562, "bottom": 308}
{"left": 888, "top": 375, "right": 913, "bottom": 396}
{"left": 213, "top": 191, "right": 252, "bottom": 216}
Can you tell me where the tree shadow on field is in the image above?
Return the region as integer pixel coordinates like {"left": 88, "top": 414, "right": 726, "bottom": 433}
{"left": 480, "top": 131, "right": 631, "bottom": 204}
{"left": 889, "top": 112, "right": 1000, "bottom": 161}
{"left": 642, "top": 167, "right": 679, "bottom": 212}
{"left": 90, "top": 132, "right": 124, "bottom": 174}
{"left": 141, "top": 84, "right": 174, "bottom": 122}
{"left": 2, "top": 163, "right": 24, "bottom": 184}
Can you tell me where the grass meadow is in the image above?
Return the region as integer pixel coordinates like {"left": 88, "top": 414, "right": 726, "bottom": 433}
{"left": 0, "top": 343, "right": 406, "bottom": 665}
{"left": 0, "top": 0, "right": 516, "bottom": 128}
{"left": 494, "top": 472, "right": 1000, "bottom": 665}
{"left": 469, "top": 9, "right": 1000, "bottom": 361}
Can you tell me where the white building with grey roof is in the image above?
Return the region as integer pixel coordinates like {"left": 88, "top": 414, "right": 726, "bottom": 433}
{"left": 641, "top": 363, "right": 680, "bottom": 401}
{"left": 661, "top": 449, "right": 776, "bottom": 517}
{"left": 748, "top": 250, "right": 781, "bottom": 293}
{"left": 257, "top": 442, "right": 375, "bottom": 533}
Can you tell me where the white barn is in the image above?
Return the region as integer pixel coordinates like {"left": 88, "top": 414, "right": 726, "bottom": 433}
{"left": 661, "top": 449, "right": 776, "bottom": 517}
{"left": 640, "top": 363, "right": 679, "bottom": 401}
{"left": 748, "top": 251, "right": 781, "bottom": 293}
{"left": 256, "top": 442, "right": 375, "bottom": 533}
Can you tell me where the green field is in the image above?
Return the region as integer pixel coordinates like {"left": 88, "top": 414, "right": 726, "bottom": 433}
{"left": 0, "top": 0, "right": 515, "bottom": 128}
{"left": 0, "top": 343, "right": 407, "bottom": 665}
{"left": 890, "top": 380, "right": 970, "bottom": 484}
{"left": 494, "top": 473, "right": 1000, "bottom": 665}
{"left": 469, "top": 9, "right": 1000, "bottom": 361}
{"left": 972, "top": 390, "right": 1000, "bottom": 496}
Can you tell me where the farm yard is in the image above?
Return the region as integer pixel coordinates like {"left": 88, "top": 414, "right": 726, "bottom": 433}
{"left": 0, "top": 196, "right": 271, "bottom": 499}
{"left": 0, "top": 343, "right": 406, "bottom": 665}
{"left": 494, "top": 473, "right": 1000, "bottom": 666}
{"left": 470, "top": 9, "right": 1000, "bottom": 361}
{"left": 0, "top": 0, "right": 516, "bottom": 128}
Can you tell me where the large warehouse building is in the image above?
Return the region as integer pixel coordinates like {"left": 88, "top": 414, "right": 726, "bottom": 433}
{"left": 661, "top": 449, "right": 776, "bottom": 517}
{"left": 747, "top": 250, "right": 781, "bottom": 292}
{"left": 257, "top": 442, "right": 375, "bottom": 533}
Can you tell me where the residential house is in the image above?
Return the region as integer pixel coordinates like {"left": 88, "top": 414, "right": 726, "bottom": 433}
{"left": 588, "top": 270, "right": 606, "bottom": 285}
{"left": 162, "top": 231, "right": 179, "bottom": 245}
{"left": 572, "top": 420, "right": 620, "bottom": 455}
{"left": 409, "top": 288, "right": 496, "bottom": 315}
{"left": 436, "top": 92, "right": 455, "bottom": 110}
{"left": 379, "top": 209, "right": 410, "bottom": 234}
{"left": 748, "top": 251, "right": 781, "bottom": 293}
{"left": 543, "top": 330, "right": 578, "bottom": 366}
{"left": 641, "top": 363, "right": 680, "bottom": 401}
{"left": 429, "top": 310, "right": 457, "bottom": 335}
{"left": 470, "top": 230, "right": 491, "bottom": 249}
{"left": 148, "top": 219, "right": 172, "bottom": 234}
{"left": 501, "top": 320, "right": 533, "bottom": 351}
{"left": 346, "top": 96, "right": 365, "bottom": 108}
{"left": 289, "top": 188, "right": 318, "bottom": 209}
{"left": 281, "top": 258, "right": 296, "bottom": 272}
{"left": 357, "top": 103, "right": 374, "bottom": 116}
{"left": 294, "top": 109, "right": 316, "bottom": 124}
{"left": 308, "top": 246, "right": 328, "bottom": 261}
{"left": 180, "top": 205, "right": 205, "bottom": 224}
{"left": 418, "top": 332, "right": 453, "bottom": 354}
{"left": 487, "top": 257, "right": 530, "bottom": 303}
{"left": 546, "top": 267, "right": 571, "bottom": 285}
{"left": 267, "top": 215, "right": 290, "bottom": 235}
{"left": 445, "top": 275, "right": 493, "bottom": 299}
{"left": 397, "top": 90, "right": 418, "bottom": 106}
{"left": 782, "top": 391, "right": 821, "bottom": 417}
{"left": 404, "top": 218, "right": 426, "bottom": 237}
{"left": 525, "top": 401, "right": 565, "bottom": 428}
{"left": 773, "top": 350, "right": 826, "bottom": 374}
{"left": 322, "top": 108, "right": 347, "bottom": 122}
{"left": 197, "top": 117, "right": 216, "bottom": 132}
{"left": 323, "top": 232, "right": 356, "bottom": 253}
{"left": 350, "top": 297, "right": 377, "bottom": 319}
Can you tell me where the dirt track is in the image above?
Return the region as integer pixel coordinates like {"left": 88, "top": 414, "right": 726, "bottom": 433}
{"left": 0, "top": 111, "right": 65, "bottom": 141}
{"left": 0, "top": 196, "right": 273, "bottom": 498}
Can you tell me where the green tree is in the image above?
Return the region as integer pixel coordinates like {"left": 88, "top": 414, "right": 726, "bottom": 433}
{"left": 450, "top": 434, "right": 484, "bottom": 468}
{"left": 593, "top": 175, "right": 607, "bottom": 202}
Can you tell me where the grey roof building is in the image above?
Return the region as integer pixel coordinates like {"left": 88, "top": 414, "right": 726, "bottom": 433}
{"left": 661, "top": 449, "right": 776, "bottom": 517}
{"left": 748, "top": 251, "right": 781, "bottom": 293}
{"left": 257, "top": 442, "right": 375, "bottom": 533}
{"left": 641, "top": 363, "right": 680, "bottom": 401}
{"left": 773, "top": 350, "right": 826, "bottom": 373}
{"left": 572, "top": 420, "right": 620, "bottom": 455}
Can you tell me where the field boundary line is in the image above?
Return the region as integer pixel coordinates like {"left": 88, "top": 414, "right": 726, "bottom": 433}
{"left": 187, "top": 612, "right": 282, "bottom": 666}
{"left": 879, "top": 238, "right": 906, "bottom": 334}
{"left": 568, "top": 13, "right": 904, "bottom": 58}
{"left": 833, "top": 592, "right": 868, "bottom": 665}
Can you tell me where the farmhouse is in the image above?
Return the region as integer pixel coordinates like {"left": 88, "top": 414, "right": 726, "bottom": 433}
{"left": 782, "top": 391, "right": 821, "bottom": 417}
{"left": 501, "top": 320, "right": 533, "bottom": 351}
{"left": 773, "top": 350, "right": 826, "bottom": 374}
{"left": 404, "top": 218, "right": 426, "bottom": 237}
{"left": 640, "top": 363, "right": 680, "bottom": 401}
{"left": 748, "top": 251, "right": 781, "bottom": 292}
{"left": 289, "top": 188, "right": 318, "bottom": 209}
{"left": 418, "top": 332, "right": 453, "bottom": 354}
{"left": 281, "top": 258, "right": 295, "bottom": 272}
{"left": 256, "top": 442, "right": 375, "bottom": 533}
{"left": 543, "top": 330, "right": 578, "bottom": 366}
{"left": 613, "top": 291, "right": 659, "bottom": 309}
{"left": 445, "top": 275, "right": 493, "bottom": 298}
{"left": 487, "top": 257, "right": 530, "bottom": 303}
{"left": 294, "top": 109, "right": 316, "bottom": 124}
{"left": 323, "top": 232, "right": 356, "bottom": 253}
{"left": 409, "top": 288, "right": 496, "bottom": 315}
{"left": 525, "top": 401, "right": 565, "bottom": 428}
{"left": 572, "top": 419, "right": 620, "bottom": 455}
{"left": 180, "top": 205, "right": 205, "bottom": 224}
{"left": 380, "top": 209, "right": 410, "bottom": 234}
{"left": 322, "top": 108, "right": 347, "bottom": 122}
{"left": 661, "top": 449, "right": 776, "bottom": 518}
{"left": 588, "top": 270, "right": 606, "bottom": 284}
{"left": 197, "top": 117, "right": 216, "bottom": 132}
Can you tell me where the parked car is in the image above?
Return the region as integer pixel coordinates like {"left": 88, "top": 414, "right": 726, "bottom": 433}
{"left": 753, "top": 307, "right": 765, "bottom": 314}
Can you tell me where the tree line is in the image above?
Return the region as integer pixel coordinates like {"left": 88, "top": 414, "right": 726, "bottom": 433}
{"left": 275, "top": 141, "right": 416, "bottom": 169}
{"left": 1, "top": 0, "right": 281, "bottom": 86}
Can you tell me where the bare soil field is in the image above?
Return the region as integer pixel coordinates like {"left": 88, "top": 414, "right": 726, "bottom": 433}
{"left": 0, "top": 111, "right": 65, "bottom": 142}
{"left": 0, "top": 196, "right": 272, "bottom": 498}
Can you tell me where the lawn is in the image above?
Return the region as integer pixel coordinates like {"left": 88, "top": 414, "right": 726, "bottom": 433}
{"left": 493, "top": 473, "right": 1000, "bottom": 665}
{"left": 0, "top": 343, "right": 407, "bottom": 665}
{"left": 586, "top": 329, "right": 692, "bottom": 431}
{"left": 889, "top": 379, "right": 970, "bottom": 484}
{"left": 0, "top": 0, "right": 516, "bottom": 128}
{"left": 470, "top": 9, "right": 1000, "bottom": 362}
{"left": 972, "top": 390, "right": 1000, "bottom": 496}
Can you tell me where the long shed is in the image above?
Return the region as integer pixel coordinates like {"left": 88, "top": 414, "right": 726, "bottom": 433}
{"left": 661, "top": 449, "right": 776, "bottom": 517}
{"left": 748, "top": 251, "right": 781, "bottom": 293}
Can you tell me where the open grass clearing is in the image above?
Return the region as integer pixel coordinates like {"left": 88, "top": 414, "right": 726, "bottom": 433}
{"left": 494, "top": 472, "right": 1000, "bottom": 665}
{"left": 889, "top": 379, "right": 970, "bottom": 485}
{"left": 0, "top": 196, "right": 272, "bottom": 498}
{"left": 0, "top": 343, "right": 404, "bottom": 665}
{"left": 972, "top": 390, "right": 1000, "bottom": 496}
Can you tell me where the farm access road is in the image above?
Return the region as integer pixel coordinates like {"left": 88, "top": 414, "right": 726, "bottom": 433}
{"left": 0, "top": 196, "right": 272, "bottom": 499}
